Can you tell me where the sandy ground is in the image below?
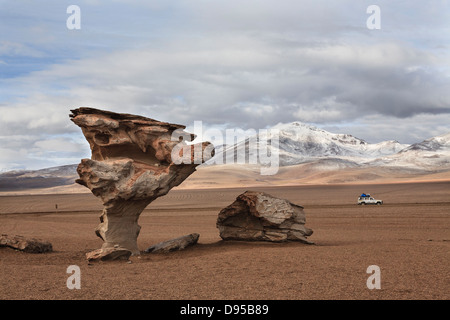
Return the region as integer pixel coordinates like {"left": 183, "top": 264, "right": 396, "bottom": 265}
{"left": 0, "top": 181, "right": 449, "bottom": 300}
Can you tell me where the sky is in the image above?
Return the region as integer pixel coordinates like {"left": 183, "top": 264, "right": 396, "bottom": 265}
{"left": 0, "top": 0, "right": 449, "bottom": 171}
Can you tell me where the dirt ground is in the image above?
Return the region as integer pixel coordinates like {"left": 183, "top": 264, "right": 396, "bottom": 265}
{"left": 0, "top": 181, "right": 449, "bottom": 300}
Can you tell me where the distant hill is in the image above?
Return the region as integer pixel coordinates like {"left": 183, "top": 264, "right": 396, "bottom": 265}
{"left": 0, "top": 164, "right": 78, "bottom": 191}
{"left": 368, "top": 132, "right": 450, "bottom": 170}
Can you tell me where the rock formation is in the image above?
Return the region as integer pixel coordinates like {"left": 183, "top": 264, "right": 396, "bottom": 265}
{"left": 144, "top": 233, "right": 200, "bottom": 253}
{"left": 70, "top": 107, "right": 212, "bottom": 257}
{"left": 0, "top": 234, "right": 53, "bottom": 253}
{"left": 217, "top": 191, "right": 313, "bottom": 244}
{"left": 86, "top": 246, "right": 132, "bottom": 263}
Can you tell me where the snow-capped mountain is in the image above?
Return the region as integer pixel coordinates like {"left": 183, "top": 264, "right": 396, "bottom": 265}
{"left": 208, "top": 122, "right": 409, "bottom": 166}
{"left": 0, "top": 164, "right": 78, "bottom": 191}
{"left": 13, "top": 164, "right": 78, "bottom": 178}
{"left": 401, "top": 132, "right": 450, "bottom": 153}
{"left": 368, "top": 132, "right": 450, "bottom": 169}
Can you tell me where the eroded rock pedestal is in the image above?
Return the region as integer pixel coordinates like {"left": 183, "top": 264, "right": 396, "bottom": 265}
{"left": 217, "top": 191, "right": 313, "bottom": 244}
{"left": 70, "top": 107, "right": 212, "bottom": 258}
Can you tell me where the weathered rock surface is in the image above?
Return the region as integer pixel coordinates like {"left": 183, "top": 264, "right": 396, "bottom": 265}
{"left": 70, "top": 107, "right": 213, "bottom": 257}
{"left": 86, "top": 247, "right": 132, "bottom": 262}
{"left": 144, "top": 233, "right": 200, "bottom": 253}
{"left": 217, "top": 191, "right": 313, "bottom": 244}
{"left": 0, "top": 234, "right": 53, "bottom": 253}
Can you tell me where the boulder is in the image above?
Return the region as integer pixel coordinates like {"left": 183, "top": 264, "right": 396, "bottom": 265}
{"left": 144, "top": 233, "right": 200, "bottom": 253}
{"left": 0, "top": 234, "right": 53, "bottom": 253}
{"left": 217, "top": 191, "right": 313, "bottom": 244}
{"left": 70, "top": 107, "right": 213, "bottom": 257}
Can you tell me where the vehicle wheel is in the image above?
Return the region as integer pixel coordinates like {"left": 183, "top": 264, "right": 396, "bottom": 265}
{"left": 361, "top": 202, "right": 366, "bottom": 205}
{"left": 377, "top": 202, "right": 381, "bottom": 205}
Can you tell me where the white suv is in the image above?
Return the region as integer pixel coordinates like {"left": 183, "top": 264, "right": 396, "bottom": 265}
{"left": 358, "top": 194, "right": 383, "bottom": 205}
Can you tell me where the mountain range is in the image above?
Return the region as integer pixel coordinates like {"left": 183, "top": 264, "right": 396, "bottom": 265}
{"left": 1, "top": 122, "right": 449, "bottom": 192}
{"left": 209, "top": 122, "right": 411, "bottom": 167}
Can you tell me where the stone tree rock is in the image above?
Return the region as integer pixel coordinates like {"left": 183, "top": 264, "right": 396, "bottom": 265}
{"left": 217, "top": 191, "right": 313, "bottom": 244}
{"left": 70, "top": 107, "right": 213, "bottom": 257}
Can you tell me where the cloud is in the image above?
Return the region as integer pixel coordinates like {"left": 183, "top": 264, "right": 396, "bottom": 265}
{"left": 323, "top": 113, "right": 450, "bottom": 144}
{"left": 0, "top": 41, "right": 45, "bottom": 57}
{"left": 32, "top": 137, "right": 86, "bottom": 153}
{"left": 0, "top": 134, "right": 90, "bottom": 171}
{"left": 4, "top": 39, "right": 448, "bottom": 126}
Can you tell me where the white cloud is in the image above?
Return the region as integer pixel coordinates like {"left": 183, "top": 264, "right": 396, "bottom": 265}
{"left": 323, "top": 113, "right": 450, "bottom": 144}
{"left": 0, "top": 41, "right": 45, "bottom": 57}
{"left": 0, "top": 134, "right": 90, "bottom": 171}
{"left": 32, "top": 138, "right": 86, "bottom": 153}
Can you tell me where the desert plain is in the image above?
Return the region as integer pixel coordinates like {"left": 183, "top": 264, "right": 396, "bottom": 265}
{"left": 0, "top": 178, "right": 449, "bottom": 300}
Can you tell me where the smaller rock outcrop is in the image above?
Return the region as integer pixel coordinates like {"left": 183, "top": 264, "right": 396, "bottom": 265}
{"left": 0, "top": 234, "right": 53, "bottom": 253}
{"left": 86, "top": 246, "right": 132, "bottom": 262}
{"left": 144, "top": 233, "right": 199, "bottom": 253}
{"left": 217, "top": 191, "right": 313, "bottom": 244}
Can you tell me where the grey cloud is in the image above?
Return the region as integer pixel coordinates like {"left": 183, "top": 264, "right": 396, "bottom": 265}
{"left": 0, "top": 134, "right": 90, "bottom": 170}
{"left": 323, "top": 113, "right": 450, "bottom": 145}
{"left": 2, "top": 37, "right": 449, "bottom": 129}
